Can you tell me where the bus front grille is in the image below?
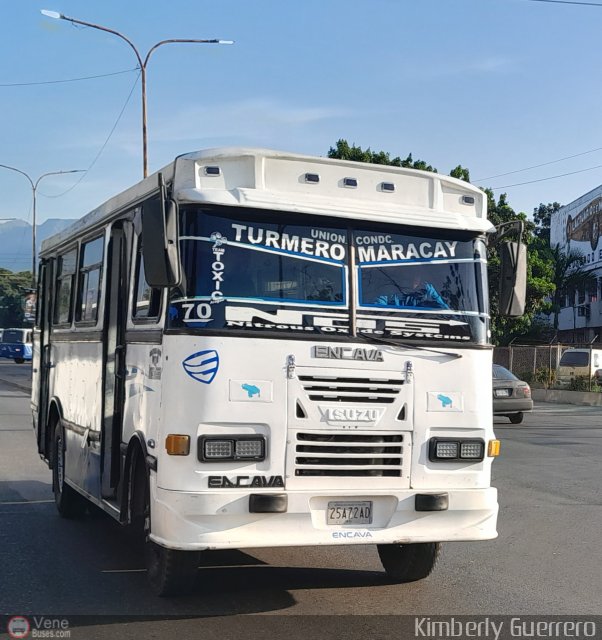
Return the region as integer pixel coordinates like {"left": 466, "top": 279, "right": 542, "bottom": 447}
{"left": 294, "top": 432, "right": 404, "bottom": 477}
{"left": 298, "top": 375, "right": 404, "bottom": 404}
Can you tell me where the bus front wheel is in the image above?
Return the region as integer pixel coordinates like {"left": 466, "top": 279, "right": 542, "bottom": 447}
{"left": 14, "top": 358, "right": 24, "bottom": 364}
{"left": 377, "top": 542, "right": 441, "bottom": 582}
{"left": 145, "top": 542, "right": 201, "bottom": 597}
{"left": 141, "top": 478, "right": 201, "bottom": 596}
{"left": 52, "top": 424, "right": 87, "bottom": 518}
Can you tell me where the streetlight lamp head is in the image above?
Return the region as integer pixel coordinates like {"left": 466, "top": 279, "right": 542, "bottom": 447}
{"left": 40, "top": 9, "right": 63, "bottom": 19}
{"left": 41, "top": 12, "right": 235, "bottom": 178}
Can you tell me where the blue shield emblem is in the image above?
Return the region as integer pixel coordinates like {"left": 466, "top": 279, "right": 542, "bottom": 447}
{"left": 182, "top": 349, "right": 220, "bottom": 384}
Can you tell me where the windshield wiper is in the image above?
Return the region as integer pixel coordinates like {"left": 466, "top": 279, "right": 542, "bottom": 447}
{"left": 356, "top": 330, "right": 462, "bottom": 360}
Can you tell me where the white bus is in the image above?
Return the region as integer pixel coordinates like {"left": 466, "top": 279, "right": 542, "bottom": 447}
{"left": 31, "top": 148, "right": 525, "bottom": 595}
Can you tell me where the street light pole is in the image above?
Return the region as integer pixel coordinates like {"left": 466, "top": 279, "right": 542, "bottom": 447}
{"left": 0, "top": 165, "right": 83, "bottom": 287}
{"left": 41, "top": 10, "right": 234, "bottom": 178}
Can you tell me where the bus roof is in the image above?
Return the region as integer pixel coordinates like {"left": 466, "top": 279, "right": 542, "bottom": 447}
{"left": 41, "top": 147, "right": 492, "bottom": 254}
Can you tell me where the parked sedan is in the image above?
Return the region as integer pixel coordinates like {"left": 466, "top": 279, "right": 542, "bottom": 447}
{"left": 492, "top": 364, "right": 533, "bottom": 424}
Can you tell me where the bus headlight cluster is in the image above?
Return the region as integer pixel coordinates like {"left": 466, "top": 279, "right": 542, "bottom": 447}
{"left": 198, "top": 436, "right": 266, "bottom": 462}
{"left": 428, "top": 438, "right": 485, "bottom": 462}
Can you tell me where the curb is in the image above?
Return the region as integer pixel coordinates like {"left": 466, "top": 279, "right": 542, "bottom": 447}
{"left": 532, "top": 388, "right": 602, "bottom": 407}
{"left": 0, "top": 376, "right": 32, "bottom": 394}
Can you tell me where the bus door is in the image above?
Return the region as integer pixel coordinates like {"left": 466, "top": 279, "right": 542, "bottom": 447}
{"left": 33, "top": 260, "right": 54, "bottom": 459}
{"left": 101, "top": 221, "right": 130, "bottom": 500}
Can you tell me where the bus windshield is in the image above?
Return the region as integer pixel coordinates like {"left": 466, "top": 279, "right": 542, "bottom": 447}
{"left": 168, "top": 206, "right": 489, "bottom": 344}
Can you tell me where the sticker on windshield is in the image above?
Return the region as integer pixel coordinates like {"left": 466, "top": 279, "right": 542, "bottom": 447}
{"left": 209, "top": 231, "right": 227, "bottom": 304}
{"left": 357, "top": 240, "right": 458, "bottom": 263}
{"left": 224, "top": 305, "right": 472, "bottom": 340}
{"left": 231, "top": 223, "right": 346, "bottom": 261}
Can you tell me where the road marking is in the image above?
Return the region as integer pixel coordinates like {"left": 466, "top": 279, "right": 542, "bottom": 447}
{"left": 101, "top": 569, "right": 147, "bottom": 573}
{"left": 533, "top": 407, "right": 602, "bottom": 412}
{"left": 0, "top": 499, "right": 54, "bottom": 505}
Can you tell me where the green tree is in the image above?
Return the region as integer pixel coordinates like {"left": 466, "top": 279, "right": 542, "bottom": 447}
{"left": 327, "top": 139, "right": 437, "bottom": 173}
{"left": 484, "top": 191, "right": 554, "bottom": 345}
{"left": 0, "top": 269, "right": 33, "bottom": 327}
{"left": 450, "top": 165, "right": 470, "bottom": 182}
{"left": 533, "top": 202, "right": 561, "bottom": 244}
{"left": 547, "top": 244, "right": 596, "bottom": 333}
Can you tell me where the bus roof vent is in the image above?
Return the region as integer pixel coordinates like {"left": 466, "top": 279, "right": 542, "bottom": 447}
{"left": 343, "top": 177, "right": 358, "bottom": 188}
{"left": 304, "top": 172, "right": 320, "bottom": 184}
{"left": 380, "top": 182, "right": 395, "bottom": 192}
{"left": 204, "top": 166, "right": 221, "bottom": 176}
{"left": 462, "top": 195, "right": 475, "bottom": 205}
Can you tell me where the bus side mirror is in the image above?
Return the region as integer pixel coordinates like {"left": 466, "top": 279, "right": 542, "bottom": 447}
{"left": 499, "top": 241, "right": 526, "bottom": 317}
{"left": 142, "top": 177, "right": 181, "bottom": 288}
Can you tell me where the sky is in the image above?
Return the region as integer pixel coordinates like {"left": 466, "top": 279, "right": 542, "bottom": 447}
{"left": 3, "top": 0, "right": 602, "bottom": 234}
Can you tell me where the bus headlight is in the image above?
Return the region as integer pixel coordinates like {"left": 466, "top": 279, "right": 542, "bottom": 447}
{"left": 460, "top": 441, "right": 485, "bottom": 459}
{"left": 199, "top": 436, "right": 266, "bottom": 462}
{"left": 429, "top": 438, "right": 485, "bottom": 462}
{"left": 204, "top": 439, "right": 234, "bottom": 459}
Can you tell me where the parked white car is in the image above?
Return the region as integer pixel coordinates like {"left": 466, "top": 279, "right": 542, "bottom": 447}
{"left": 557, "top": 348, "right": 602, "bottom": 387}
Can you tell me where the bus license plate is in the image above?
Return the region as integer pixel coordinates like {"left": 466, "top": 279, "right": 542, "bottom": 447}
{"left": 327, "top": 501, "right": 373, "bottom": 525}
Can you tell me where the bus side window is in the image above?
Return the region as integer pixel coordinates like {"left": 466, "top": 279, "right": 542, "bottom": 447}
{"left": 76, "top": 236, "right": 104, "bottom": 324}
{"left": 53, "top": 249, "right": 78, "bottom": 325}
{"left": 133, "top": 237, "right": 162, "bottom": 320}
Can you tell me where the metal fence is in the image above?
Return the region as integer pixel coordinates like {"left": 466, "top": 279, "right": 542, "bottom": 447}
{"left": 492, "top": 342, "right": 600, "bottom": 389}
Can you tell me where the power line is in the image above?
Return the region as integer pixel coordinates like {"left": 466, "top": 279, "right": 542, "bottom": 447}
{"left": 491, "top": 163, "right": 602, "bottom": 189}
{"left": 477, "top": 0, "right": 602, "bottom": 188}
{"left": 525, "top": 0, "right": 602, "bottom": 6}
{"left": 40, "top": 71, "right": 141, "bottom": 199}
{"left": 475, "top": 145, "right": 602, "bottom": 181}
{"left": 0, "top": 68, "right": 137, "bottom": 87}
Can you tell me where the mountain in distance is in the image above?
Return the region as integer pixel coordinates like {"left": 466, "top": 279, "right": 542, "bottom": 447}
{"left": 0, "top": 218, "right": 75, "bottom": 272}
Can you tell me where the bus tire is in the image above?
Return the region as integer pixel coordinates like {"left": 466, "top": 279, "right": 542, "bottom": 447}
{"left": 509, "top": 412, "right": 524, "bottom": 424}
{"left": 14, "top": 358, "right": 24, "bottom": 364}
{"left": 125, "top": 449, "right": 147, "bottom": 540}
{"left": 52, "top": 424, "right": 87, "bottom": 518}
{"left": 145, "top": 542, "right": 201, "bottom": 597}
{"left": 377, "top": 542, "right": 441, "bottom": 582}
{"left": 142, "top": 478, "right": 200, "bottom": 596}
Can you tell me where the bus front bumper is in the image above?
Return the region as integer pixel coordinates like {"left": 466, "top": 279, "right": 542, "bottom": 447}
{"left": 149, "top": 486, "right": 498, "bottom": 550}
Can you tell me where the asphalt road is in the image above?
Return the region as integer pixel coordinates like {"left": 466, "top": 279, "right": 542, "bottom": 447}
{"left": 0, "top": 360, "right": 32, "bottom": 393}
{"left": 0, "top": 361, "right": 601, "bottom": 639}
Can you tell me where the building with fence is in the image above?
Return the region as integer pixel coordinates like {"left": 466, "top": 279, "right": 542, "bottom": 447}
{"left": 493, "top": 342, "right": 600, "bottom": 389}
{"left": 550, "top": 185, "right": 602, "bottom": 344}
